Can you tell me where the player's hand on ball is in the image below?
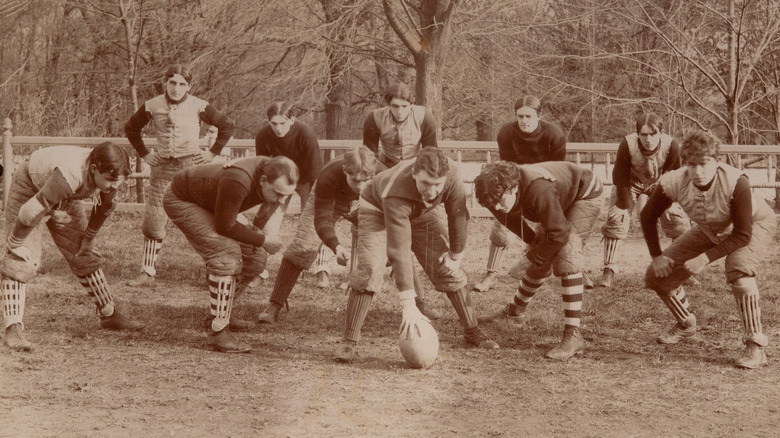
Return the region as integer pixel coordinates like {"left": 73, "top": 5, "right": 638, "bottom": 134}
{"left": 335, "top": 244, "right": 350, "bottom": 266}
{"left": 509, "top": 257, "right": 532, "bottom": 280}
{"left": 399, "top": 292, "right": 429, "bottom": 340}
{"left": 262, "top": 237, "right": 284, "bottom": 255}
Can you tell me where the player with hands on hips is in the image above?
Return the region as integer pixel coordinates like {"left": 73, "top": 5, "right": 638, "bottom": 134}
{"left": 640, "top": 130, "right": 775, "bottom": 369}
{"left": 1, "top": 143, "right": 144, "bottom": 351}
{"left": 124, "top": 64, "right": 235, "bottom": 288}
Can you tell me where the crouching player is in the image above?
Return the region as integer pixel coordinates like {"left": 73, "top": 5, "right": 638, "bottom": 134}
{"left": 163, "top": 156, "right": 297, "bottom": 353}
{"left": 258, "top": 145, "right": 438, "bottom": 324}
{"left": 334, "top": 147, "right": 498, "bottom": 362}
{"left": 1, "top": 143, "right": 143, "bottom": 351}
{"left": 640, "top": 130, "right": 776, "bottom": 369}
{"left": 475, "top": 160, "right": 603, "bottom": 360}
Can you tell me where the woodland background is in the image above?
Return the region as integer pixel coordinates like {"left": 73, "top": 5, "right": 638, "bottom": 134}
{"left": 3, "top": 0, "right": 780, "bottom": 146}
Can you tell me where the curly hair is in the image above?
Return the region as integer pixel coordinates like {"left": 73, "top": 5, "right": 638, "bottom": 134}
{"left": 412, "top": 147, "right": 449, "bottom": 179}
{"left": 474, "top": 161, "right": 521, "bottom": 209}
{"left": 680, "top": 130, "right": 720, "bottom": 164}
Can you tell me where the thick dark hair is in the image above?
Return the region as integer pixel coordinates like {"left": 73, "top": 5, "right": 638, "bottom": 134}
{"left": 474, "top": 161, "right": 521, "bottom": 209}
{"left": 262, "top": 155, "right": 299, "bottom": 186}
{"left": 680, "top": 130, "right": 720, "bottom": 164}
{"left": 164, "top": 64, "right": 193, "bottom": 84}
{"left": 266, "top": 101, "right": 295, "bottom": 120}
{"left": 412, "top": 147, "right": 449, "bottom": 179}
{"left": 342, "top": 145, "right": 377, "bottom": 180}
{"left": 514, "top": 95, "right": 541, "bottom": 113}
{"left": 88, "top": 142, "right": 131, "bottom": 179}
{"left": 383, "top": 82, "right": 414, "bottom": 105}
{"left": 635, "top": 113, "right": 664, "bottom": 134}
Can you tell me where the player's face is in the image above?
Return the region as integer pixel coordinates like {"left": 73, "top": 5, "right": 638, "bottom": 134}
{"left": 388, "top": 97, "right": 412, "bottom": 122}
{"left": 638, "top": 124, "right": 661, "bottom": 151}
{"left": 494, "top": 187, "right": 518, "bottom": 213}
{"left": 260, "top": 175, "right": 297, "bottom": 204}
{"left": 413, "top": 170, "right": 447, "bottom": 202}
{"left": 91, "top": 166, "right": 125, "bottom": 194}
{"left": 515, "top": 106, "right": 540, "bottom": 133}
{"left": 686, "top": 156, "right": 718, "bottom": 187}
{"left": 165, "top": 74, "right": 191, "bottom": 102}
{"left": 344, "top": 170, "right": 370, "bottom": 194}
{"left": 269, "top": 115, "right": 295, "bottom": 138}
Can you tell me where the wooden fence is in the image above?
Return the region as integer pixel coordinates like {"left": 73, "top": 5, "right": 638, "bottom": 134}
{"left": 4, "top": 118, "right": 780, "bottom": 216}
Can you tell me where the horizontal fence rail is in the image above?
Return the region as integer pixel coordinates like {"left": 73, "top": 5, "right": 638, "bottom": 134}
{"left": 4, "top": 128, "right": 780, "bottom": 216}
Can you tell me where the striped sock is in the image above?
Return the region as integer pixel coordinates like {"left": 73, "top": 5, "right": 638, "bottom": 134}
{"left": 561, "top": 273, "right": 584, "bottom": 328}
{"left": 513, "top": 274, "right": 546, "bottom": 310}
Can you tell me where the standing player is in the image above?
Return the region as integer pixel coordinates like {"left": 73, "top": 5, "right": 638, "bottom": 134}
{"left": 640, "top": 130, "right": 775, "bottom": 369}
{"left": 1, "top": 143, "right": 143, "bottom": 351}
{"left": 124, "top": 64, "right": 235, "bottom": 288}
{"left": 163, "top": 156, "right": 298, "bottom": 353}
{"left": 598, "top": 113, "right": 689, "bottom": 288}
{"left": 254, "top": 101, "right": 326, "bottom": 285}
{"left": 475, "top": 160, "right": 603, "bottom": 360}
{"left": 474, "top": 95, "right": 568, "bottom": 293}
{"left": 334, "top": 147, "right": 498, "bottom": 363}
{"left": 362, "top": 82, "right": 438, "bottom": 168}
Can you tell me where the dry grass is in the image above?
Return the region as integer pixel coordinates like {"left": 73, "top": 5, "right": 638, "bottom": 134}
{"left": 2, "top": 213, "right": 780, "bottom": 437}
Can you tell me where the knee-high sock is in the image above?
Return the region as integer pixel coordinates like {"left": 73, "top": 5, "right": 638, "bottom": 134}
{"left": 561, "top": 273, "right": 584, "bottom": 328}
{"left": 270, "top": 258, "right": 304, "bottom": 307}
{"left": 1, "top": 278, "right": 26, "bottom": 329}
{"left": 446, "top": 287, "right": 478, "bottom": 329}
{"left": 78, "top": 269, "right": 114, "bottom": 317}
{"left": 603, "top": 237, "right": 621, "bottom": 271}
{"left": 312, "top": 245, "right": 332, "bottom": 275}
{"left": 513, "top": 274, "right": 546, "bottom": 310}
{"left": 209, "top": 273, "right": 236, "bottom": 332}
{"left": 657, "top": 286, "right": 694, "bottom": 327}
{"left": 485, "top": 243, "right": 505, "bottom": 273}
{"left": 732, "top": 277, "right": 769, "bottom": 346}
{"left": 140, "top": 237, "right": 163, "bottom": 276}
{"left": 343, "top": 288, "right": 373, "bottom": 342}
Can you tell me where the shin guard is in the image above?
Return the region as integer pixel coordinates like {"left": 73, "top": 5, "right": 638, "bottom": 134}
{"left": 312, "top": 244, "right": 332, "bottom": 275}
{"left": 732, "top": 277, "right": 769, "bottom": 347}
{"left": 561, "top": 273, "right": 584, "bottom": 328}
{"left": 1, "top": 278, "right": 26, "bottom": 329}
{"left": 78, "top": 269, "right": 114, "bottom": 317}
{"left": 447, "top": 287, "right": 478, "bottom": 329}
{"left": 603, "top": 237, "right": 621, "bottom": 271}
{"left": 343, "top": 288, "right": 373, "bottom": 342}
{"left": 485, "top": 243, "right": 505, "bottom": 273}
{"left": 208, "top": 274, "right": 236, "bottom": 333}
{"left": 140, "top": 238, "right": 163, "bottom": 276}
{"left": 658, "top": 286, "right": 694, "bottom": 327}
{"left": 270, "top": 258, "right": 304, "bottom": 306}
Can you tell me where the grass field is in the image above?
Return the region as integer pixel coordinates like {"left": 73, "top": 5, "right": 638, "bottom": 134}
{"left": 2, "top": 212, "right": 780, "bottom": 437}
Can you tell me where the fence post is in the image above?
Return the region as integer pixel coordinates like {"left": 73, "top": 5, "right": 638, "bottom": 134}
{"left": 2, "top": 118, "right": 12, "bottom": 210}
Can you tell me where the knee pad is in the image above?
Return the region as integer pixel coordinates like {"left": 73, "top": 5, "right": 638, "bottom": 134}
{"left": 488, "top": 221, "right": 511, "bottom": 247}
{"left": 0, "top": 250, "right": 38, "bottom": 283}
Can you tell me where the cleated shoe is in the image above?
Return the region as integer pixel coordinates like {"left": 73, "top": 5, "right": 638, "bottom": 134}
{"left": 415, "top": 298, "right": 441, "bottom": 320}
{"left": 334, "top": 341, "right": 358, "bottom": 362}
{"left": 464, "top": 325, "right": 499, "bottom": 349}
{"left": 126, "top": 273, "right": 155, "bottom": 288}
{"left": 206, "top": 329, "right": 251, "bottom": 353}
{"left": 734, "top": 341, "right": 768, "bottom": 369}
{"left": 315, "top": 271, "right": 330, "bottom": 289}
{"left": 598, "top": 268, "right": 615, "bottom": 289}
{"left": 100, "top": 310, "right": 144, "bottom": 331}
{"left": 4, "top": 323, "right": 33, "bottom": 352}
{"left": 257, "top": 303, "right": 282, "bottom": 324}
{"left": 545, "top": 326, "right": 585, "bottom": 360}
{"left": 477, "top": 303, "right": 527, "bottom": 327}
{"left": 656, "top": 320, "right": 697, "bottom": 344}
{"left": 473, "top": 271, "right": 498, "bottom": 293}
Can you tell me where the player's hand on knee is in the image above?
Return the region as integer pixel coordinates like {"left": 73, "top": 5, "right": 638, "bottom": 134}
{"left": 683, "top": 253, "right": 709, "bottom": 275}
{"left": 438, "top": 251, "right": 463, "bottom": 273}
{"left": 509, "top": 257, "right": 532, "bottom": 280}
{"left": 76, "top": 237, "right": 101, "bottom": 257}
{"left": 335, "top": 245, "right": 350, "bottom": 266}
{"left": 651, "top": 255, "right": 674, "bottom": 278}
{"left": 261, "top": 237, "right": 283, "bottom": 255}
